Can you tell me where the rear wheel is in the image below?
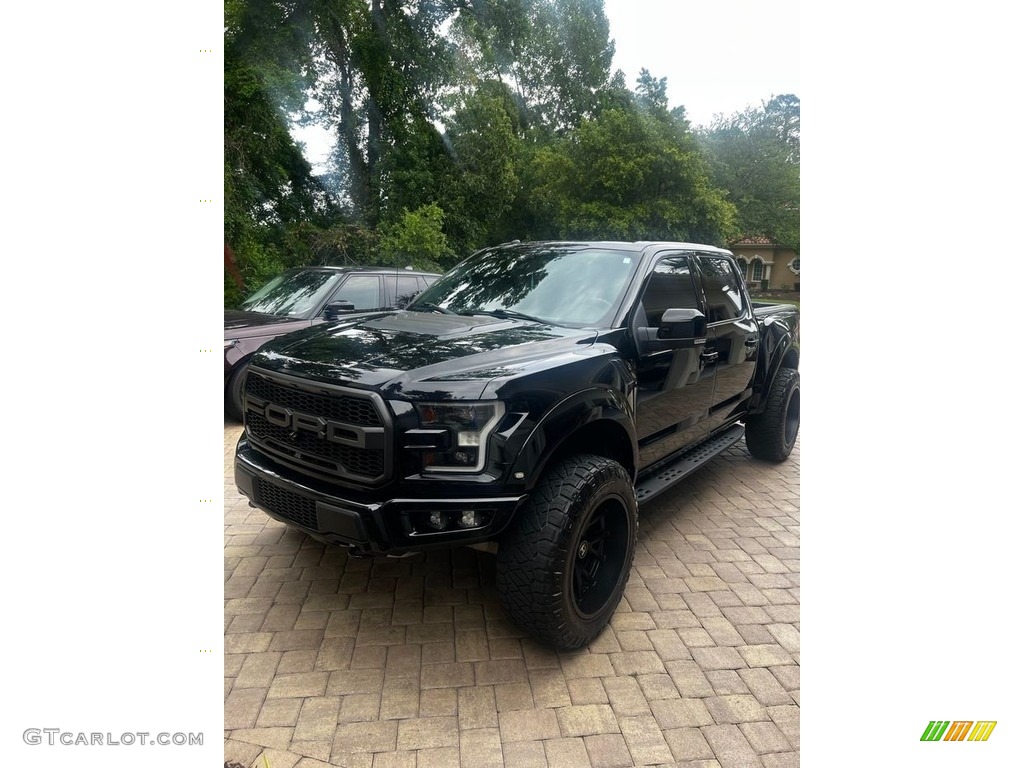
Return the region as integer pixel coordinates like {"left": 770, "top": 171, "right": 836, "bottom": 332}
{"left": 745, "top": 368, "right": 800, "bottom": 462}
{"left": 496, "top": 455, "right": 637, "bottom": 650}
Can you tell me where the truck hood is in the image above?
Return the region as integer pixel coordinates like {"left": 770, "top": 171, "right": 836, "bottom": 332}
{"left": 225, "top": 310, "right": 310, "bottom": 340}
{"left": 251, "top": 310, "right": 598, "bottom": 399}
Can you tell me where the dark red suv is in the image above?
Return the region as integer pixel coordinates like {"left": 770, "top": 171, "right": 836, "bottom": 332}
{"left": 225, "top": 266, "right": 439, "bottom": 419}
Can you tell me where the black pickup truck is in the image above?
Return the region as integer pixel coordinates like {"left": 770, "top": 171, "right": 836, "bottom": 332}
{"left": 234, "top": 241, "right": 799, "bottom": 649}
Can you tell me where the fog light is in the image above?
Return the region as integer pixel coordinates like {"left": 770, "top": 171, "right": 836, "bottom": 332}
{"left": 457, "top": 510, "right": 481, "bottom": 529}
{"left": 428, "top": 510, "right": 449, "bottom": 530}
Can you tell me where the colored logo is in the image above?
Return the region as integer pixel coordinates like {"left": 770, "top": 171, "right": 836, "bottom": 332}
{"left": 920, "top": 721, "right": 997, "bottom": 742}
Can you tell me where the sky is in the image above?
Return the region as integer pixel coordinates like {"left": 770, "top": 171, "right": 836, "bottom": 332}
{"left": 602, "top": 0, "right": 799, "bottom": 127}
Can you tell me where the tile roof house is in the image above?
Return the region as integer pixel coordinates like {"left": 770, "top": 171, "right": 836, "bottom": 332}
{"left": 729, "top": 237, "right": 799, "bottom": 292}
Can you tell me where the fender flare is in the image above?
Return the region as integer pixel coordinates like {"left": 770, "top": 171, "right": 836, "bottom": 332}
{"left": 752, "top": 326, "right": 798, "bottom": 414}
{"left": 767, "top": 331, "right": 797, "bottom": 379}
{"left": 508, "top": 387, "right": 638, "bottom": 489}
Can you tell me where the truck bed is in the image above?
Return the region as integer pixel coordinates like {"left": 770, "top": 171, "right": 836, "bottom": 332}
{"left": 752, "top": 301, "right": 798, "bottom": 320}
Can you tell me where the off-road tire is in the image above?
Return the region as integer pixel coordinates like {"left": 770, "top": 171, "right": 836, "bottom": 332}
{"left": 496, "top": 455, "right": 638, "bottom": 650}
{"left": 745, "top": 368, "right": 800, "bottom": 462}
{"left": 225, "top": 362, "right": 249, "bottom": 422}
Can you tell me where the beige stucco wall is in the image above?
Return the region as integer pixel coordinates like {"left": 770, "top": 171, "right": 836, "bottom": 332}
{"left": 731, "top": 245, "right": 800, "bottom": 291}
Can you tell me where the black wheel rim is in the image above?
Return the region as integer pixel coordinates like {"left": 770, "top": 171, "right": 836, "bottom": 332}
{"left": 784, "top": 387, "right": 800, "bottom": 446}
{"left": 570, "top": 495, "right": 630, "bottom": 619}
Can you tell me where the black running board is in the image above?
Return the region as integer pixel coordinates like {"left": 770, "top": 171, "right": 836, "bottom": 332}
{"left": 635, "top": 424, "right": 745, "bottom": 504}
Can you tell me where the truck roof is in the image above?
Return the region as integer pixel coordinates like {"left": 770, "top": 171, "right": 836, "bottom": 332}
{"left": 492, "top": 240, "right": 733, "bottom": 256}
{"left": 290, "top": 265, "right": 440, "bottom": 276}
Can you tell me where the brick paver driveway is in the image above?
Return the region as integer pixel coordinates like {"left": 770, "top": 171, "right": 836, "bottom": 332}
{"left": 224, "top": 421, "right": 799, "bottom": 768}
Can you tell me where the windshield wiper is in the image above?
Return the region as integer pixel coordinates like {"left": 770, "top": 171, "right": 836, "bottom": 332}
{"left": 462, "top": 308, "right": 549, "bottom": 325}
{"left": 408, "top": 302, "right": 455, "bottom": 315}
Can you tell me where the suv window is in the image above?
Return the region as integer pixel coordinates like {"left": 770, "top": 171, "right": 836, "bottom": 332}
{"left": 640, "top": 256, "right": 701, "bottom": 326}
{"left": 332, "top": 275, "right": 381, "bottom": 310}
{"left": 395, "top": 275, "right": 422, "bottom": 308}
{"left": 698, "top": 256, "right": 745, "bottom": 322}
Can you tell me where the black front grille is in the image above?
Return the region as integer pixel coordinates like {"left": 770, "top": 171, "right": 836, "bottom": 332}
{"left": 244, "top": 368, "right": 391, "bottom": 485}
{"left": 247, "top": 373, "right": 381, "bottom": 426}
{"left": 247, "top": 411, "right": 385, "bottom": 478}
{"left": 255, "top": 478, "right": 318, "bottom": 531}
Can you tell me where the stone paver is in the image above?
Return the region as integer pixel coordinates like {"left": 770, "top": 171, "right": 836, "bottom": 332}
{"left": 224, "top": 421, "right": 799, "bottom": 765}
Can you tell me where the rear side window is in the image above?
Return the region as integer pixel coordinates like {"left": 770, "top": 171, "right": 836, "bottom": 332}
{"left": 395, "top": 276, "right": 422, "bottom": 308}
{"left": 698, "top": 256, "right": 745, "bottom": 322}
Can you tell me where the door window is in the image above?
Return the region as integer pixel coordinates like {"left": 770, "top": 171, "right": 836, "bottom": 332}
{"left": 332, "top": 275, "right": 380, "bottom": 310}
{"left": 698, "top": 256, "right": 745, "bottom": 322}
{"left": 639, "top": 256, "right": 701, "bottom": 327}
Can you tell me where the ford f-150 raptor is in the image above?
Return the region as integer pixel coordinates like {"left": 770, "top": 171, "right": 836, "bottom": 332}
{"left": 234, "top": 240, "right": 799, "bottom": 649}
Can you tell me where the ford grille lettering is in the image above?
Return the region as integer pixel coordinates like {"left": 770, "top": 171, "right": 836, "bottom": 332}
{"left": 246, "top": 395, "right": 375, "bottom": 449}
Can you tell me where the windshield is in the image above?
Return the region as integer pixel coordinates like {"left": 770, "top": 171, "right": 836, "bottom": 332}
{"left": 408, "top": 244, "right": 639, "bottom": 327}
{"left": 241, "top": 269, "right": 343, "bottom": 318}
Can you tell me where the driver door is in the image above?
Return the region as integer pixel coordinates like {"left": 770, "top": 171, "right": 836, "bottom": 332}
{"left": 633, "top": 253, "right": 717, "bottom": 469}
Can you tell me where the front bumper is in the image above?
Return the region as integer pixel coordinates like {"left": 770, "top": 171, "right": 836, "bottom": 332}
{"left": 235, "top": 439, "right": 526, "bottom": 555}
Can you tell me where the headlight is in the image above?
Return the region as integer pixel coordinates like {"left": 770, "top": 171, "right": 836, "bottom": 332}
{"left": 414, "top": 401, "right": 505, "bottom": 473}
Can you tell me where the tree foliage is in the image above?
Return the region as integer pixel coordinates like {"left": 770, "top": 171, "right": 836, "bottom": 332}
{"left": 532, "top": 107, "right": 735, "bottom": 243}
{"left": 378, "top": 203, "right": 454, "bottom": 271}
{"left": 224, "top": 0, "right": 338, "bottom": 295}
{"left": 225, "top": 0, "right": 798, "bottom": 304}
{"left": 697, "top": 95, "right": 800, "bottom": 251}
{"left": 440, "top": 80, "right": 524, "bottom": 251}
{"left": 452, "top": 0, "right": 614, "bottom": 135}
{"left": 310, "top": 0, "right": 460, "bottom": 225}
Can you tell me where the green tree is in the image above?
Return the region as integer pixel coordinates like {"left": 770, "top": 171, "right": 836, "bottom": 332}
{"left": 224, "top": 0, "right": 763, "bottom": 305}
{"left": 698, "top": 95, "right": 800, "bottom": 250}
{"left": 634, "top": 68, "right": 668, "bottom": 114}
{"left": 224, "top": 0, "right": 336, "bottom": 300}
{"left": 378, "top": 203, "right": 455, "bottom": 271}
{"left": 440, "top": 80, "right": 524, "bottom": 253}
{"left": 531, "top": 105, "right": 736, "bottom": 244}
{"left": 310, "top": 0, "right": 460, "bottom": 226}
{"left": 452, "top": 0, "right": 614, "bottom": 136}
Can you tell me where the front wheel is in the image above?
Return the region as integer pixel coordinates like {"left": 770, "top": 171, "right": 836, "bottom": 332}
{"left": 496, "top": 455, "right": 638, "bottom": 650}
{"left": 745, "top": 368, "right": 800, "bottom": 462}
{"left": 225, "top": 362, "right": 249, "bottom": 422}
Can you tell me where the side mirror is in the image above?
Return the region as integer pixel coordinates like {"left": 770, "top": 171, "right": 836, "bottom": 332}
{"left": 636, "top": 308, "right": 707, "bottom": 350}
{"left": 324, "top": 301, "right": 356, "bottom": 320}
{"left": 658, "top": 308, "right": 707, "bottom": 340}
